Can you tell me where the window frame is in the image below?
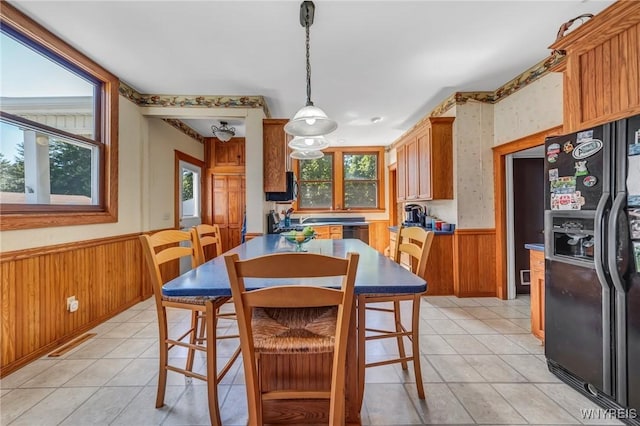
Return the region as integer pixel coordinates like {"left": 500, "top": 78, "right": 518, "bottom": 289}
{"left": 0, "top": 2, "right": 119, "bottom": 230}
{"left": 293, "top": 147, "right": 385, "bottom": 212}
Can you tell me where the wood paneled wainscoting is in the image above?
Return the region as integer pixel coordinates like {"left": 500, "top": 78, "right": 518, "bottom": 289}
{"left": 0, "top": 234, "right": 155, "bottom": 377}
{"left": 453, "top": 229, "right": 497, "bottom": 297}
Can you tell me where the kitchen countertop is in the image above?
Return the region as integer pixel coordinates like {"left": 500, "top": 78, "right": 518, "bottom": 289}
{"left": 525, "top": 243, "right": 544, "bottom": 251}
{"left": 388, "top": 225, "right": 455, "bottom": 236}
{"left": 289, "top": 217, "right": 370, "bottom": 227}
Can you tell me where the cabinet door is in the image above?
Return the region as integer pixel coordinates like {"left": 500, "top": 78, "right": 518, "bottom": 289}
{"left": 263, "top": 119, "right": 290, "bottom": 192}
{"left": 213, "top": 139, "right": 244, "bottom": 167}
{"left": 417, "top": 127, "right": 432, "bottom": 200}
{"left": 212, "top": 174, "right": 245, "bottom": 252}
{"left": 406, "top": 139, "right": 418, "bottom": 200}
{"left": 397, "top": 145, "right": 406, "bottom": 201}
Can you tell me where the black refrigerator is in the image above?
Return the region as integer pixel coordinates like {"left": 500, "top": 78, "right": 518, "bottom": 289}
{"left": 544, "top": 114, "right": 640, "bottom": 424}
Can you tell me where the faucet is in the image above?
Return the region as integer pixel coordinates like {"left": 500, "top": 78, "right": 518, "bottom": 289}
{"left": 299, "top": 215, "right": 313, "bottom": 224}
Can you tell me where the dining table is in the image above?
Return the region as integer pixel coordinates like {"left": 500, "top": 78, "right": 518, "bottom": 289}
{"left": 162, "top": 235, "right": 427, "bottom": 425}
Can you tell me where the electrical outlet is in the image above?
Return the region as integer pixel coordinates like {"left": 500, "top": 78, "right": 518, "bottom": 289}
{"left": 67, "top": 296, "right": 77, "bottom": 312}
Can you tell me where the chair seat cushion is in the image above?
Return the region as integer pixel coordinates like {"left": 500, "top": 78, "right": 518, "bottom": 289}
{"left": 252, "top": 306, "right": 337, "bottom": 354}
{"left": 161, "top": 295, "right": 228, "bottom": 306}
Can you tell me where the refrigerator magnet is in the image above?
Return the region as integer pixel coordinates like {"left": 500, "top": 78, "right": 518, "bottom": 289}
{"left": 547, "top": 143, "right": 561, "bottom": 155}
{"left": 547, "top": 153, "right": 558, "bottom": 163}
{"left": 549, "top": 168, "right": 559, "bottom": 181}
{"left": 583, "top": 175, "right": 597, "bottom": 187}
{"left": 574, "top": 161, "right": 589, "bottom": 176}
{"left": 573, "top": 139, "right": 603, "bottom": 159}
{"left": 563, "top": 141, "right": 574, "bottom": 154}
{"left": 577, "top": 130, "right": 594, "bottom": 143}
{"left": 630, "top": 129, "right": 640, "bottom": 156}
{"left": 633, "top": 242, "right": 640, "bottom": 272}
{"left": 630, "top": 219, "right": 640, "bottom": 240}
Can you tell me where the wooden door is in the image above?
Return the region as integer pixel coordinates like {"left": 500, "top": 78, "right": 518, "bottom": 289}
{"left": 513, "top": 158, "right": 544, "bottom": 295}
{"left": 212, "top": 174, "right": 245, "bottom": 252}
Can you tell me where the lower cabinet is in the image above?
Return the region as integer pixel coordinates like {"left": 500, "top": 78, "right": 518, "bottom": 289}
{"left": 529, "top": 249, "right": 545, "bottom": 341}
{"left": 389, "top": 229, "right": 454, "bottom": 295}
{"left": 314, "top": 225, "right": 342, "bottom": 240}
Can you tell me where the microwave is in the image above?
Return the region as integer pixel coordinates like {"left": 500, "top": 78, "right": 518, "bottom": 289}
{"left": 266, "top": 171, "right": 298, "bottom": 202}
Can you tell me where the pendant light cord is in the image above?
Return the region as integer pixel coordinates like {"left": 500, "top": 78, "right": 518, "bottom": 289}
{"left": 305, "top": 19, "right": 313, "bottom": 106}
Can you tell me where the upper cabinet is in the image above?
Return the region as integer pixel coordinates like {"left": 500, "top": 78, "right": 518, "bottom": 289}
{"left": 263, "top": 119, "right": 291, "bottom": 193}
{"left": 550, "top": 1, "right": 640, "bottom": 132}
{"left": 207, "top": 137, "right": 245, "bottom": 172}
{"left": 396, "top": 117, "right": 454, "bottom": 201}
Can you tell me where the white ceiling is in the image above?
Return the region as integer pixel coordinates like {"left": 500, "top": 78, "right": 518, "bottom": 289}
{"left": 10, "top": 0, "right": 615, "bottom": 146}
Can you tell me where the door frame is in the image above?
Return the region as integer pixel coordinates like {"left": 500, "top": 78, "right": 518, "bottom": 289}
{"left": 174, "top": 150, "right": 205, "bottom": 229}
{"left": 388, "top": 163, "right": 398, "bottom": 226}
{"left": 492, "top": 125, "right": 563, "bottom": 299}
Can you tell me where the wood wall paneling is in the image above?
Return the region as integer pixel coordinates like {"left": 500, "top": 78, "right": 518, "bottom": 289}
{"left": 424, "top": 234, "right": 454, "bottom": 296}
{"left": 1, "top": 234, "right": 149, "bottom": 376}
{"left": 550, "top": 1, "right": 640, "bottom": 131}
{"left": 453, "top": 229, "right": 497, "bottom": 297}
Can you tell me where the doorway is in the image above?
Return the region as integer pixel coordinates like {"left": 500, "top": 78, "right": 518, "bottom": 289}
{"left": 506, "top": 152, "right": 545, "bottom": 297}
{"left": 175, "top": 151, "right": 204, "bottom": 273}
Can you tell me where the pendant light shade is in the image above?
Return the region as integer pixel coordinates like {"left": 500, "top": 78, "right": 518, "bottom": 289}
{"left": 288, "top": 135, "right": 330, "bottom": 151}
{"left": 290, "top": 149, "right": 324, "bottom": 160}
{"left": 284, "top": 105, "right": 337, "bottom": 137}
{"left": 285, "top": 1, "right": 337, "bottom": 139}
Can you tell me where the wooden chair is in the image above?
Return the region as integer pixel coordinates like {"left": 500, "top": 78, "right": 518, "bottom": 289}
{"left": 139, "top": 229, "right": 235, "bottom": 426}
{"left": 357, "top": 225, "right": 434, "bottom": 402}
{"left": 224, "top": 251, "right": 360, "bottom": 426}
{"left": 192, "top": 223, "right": 241, "bottom": 361}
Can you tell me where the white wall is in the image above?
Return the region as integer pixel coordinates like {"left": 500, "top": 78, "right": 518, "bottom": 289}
{"left": 494, "top": 73, "right": 563, "bottom": 145}
{"left": 145, "top": 118, "right": 203, "bottom": 231}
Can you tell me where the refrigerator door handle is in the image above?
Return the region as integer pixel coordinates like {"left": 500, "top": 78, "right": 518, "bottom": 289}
{"left": 594, "top": 191, "right": 611, "bottom": 289}
{"left": 607, "top": 193, "right": 628, "bottom": 293}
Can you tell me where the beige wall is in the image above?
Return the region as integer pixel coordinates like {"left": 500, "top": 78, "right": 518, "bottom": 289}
{"left": 494, "top": 73, "right": 563, "bottom": 145}
{"left": 145, "top": 118, "right": 204, "bottom": 231}
{"left": 0, "top": 96, "right": 205, "bottom": 252}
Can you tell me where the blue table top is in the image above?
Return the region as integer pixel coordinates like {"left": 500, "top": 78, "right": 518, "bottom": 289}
{"left": 162, "top": 235, "right": 427, "bottom": 297}
{"left": 525, "top": 243, "right": 544, "bottom": 252}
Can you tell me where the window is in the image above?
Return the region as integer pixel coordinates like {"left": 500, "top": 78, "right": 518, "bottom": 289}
{"left": 0, "top": 3, "right": 118, "bottom": 230}
{"left": 295, "top": 147, "right": 384, "bottom": 211}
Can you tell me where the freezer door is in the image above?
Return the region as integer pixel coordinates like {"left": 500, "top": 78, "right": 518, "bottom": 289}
{"left": 544, "top": 124, "right": 611, "bottom": 212}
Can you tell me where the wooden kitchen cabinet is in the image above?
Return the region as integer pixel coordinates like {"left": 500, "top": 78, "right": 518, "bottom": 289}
{"left": 314, "top": 225, "right": 342, "bottom": 240}
{"left": 406, "top": 139, "right": 419, "bottom": 200}
{"left": 263, "top": 119, "right": 291, "bottom": 193}
{"left": 529, "top": 249, "right": 545, "bottom": 341}
{"left": 212, "top": 174, "right": 245, "bottom": 252}
{"left": 550, "top": 1, "right": 640, "bottom": 132}
{"left": 419, "top": 117, "right": 454, "bottom": 200}
{"left": 396, "top": 144, "right": 406, "bottom": 201}
{"left": 395, "top": 117, "right": 454, "bottom": 201}
{"left": 210, "top": 137, "right": 244, "bottom": 169}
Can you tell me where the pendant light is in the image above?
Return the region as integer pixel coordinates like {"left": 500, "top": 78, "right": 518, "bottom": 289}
{"left": 211, "top": 121, "right": 236, "bottom": 142}
{"left": 284, "top": 1, "right": 337, "bottom": 138}
{"left": 290, "top": 150, "right": 324, "bottom": 160}
{"left": 288, "top": 135, "right": 330, "bottom": 152}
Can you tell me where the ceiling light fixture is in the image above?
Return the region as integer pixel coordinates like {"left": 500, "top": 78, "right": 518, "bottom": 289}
{"left": 288, "top": 135, "right": 330, "bottom": 152}
{"left": 211, "top": 121, "right": 236, "bottom": 142}
{"left": 290, "top": 150, "right": 324, "bottom": 160}
{"left": 284, "top": 1, "right": 337, "bottom": 141}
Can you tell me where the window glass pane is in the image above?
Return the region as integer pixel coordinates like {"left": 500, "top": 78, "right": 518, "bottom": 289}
{"left": 0, "top": 29, "right": 96, "bottom": 139}
{"left": 299, "top": 154, "right": 333, "bottom": 208}
{"left": 344, "top": 154, "right": 377, "bottom": 180}
{"left": 0, "top": 120, "right": 98, "bottom": 205}
{"left": 299, "top": 182, "right": 333, "bottom": 208}
{"left": 181, "top": 168, "right": 197, "bottom": 217}
{"left": 344, "top": 181, "right": 378, "bottom": 208}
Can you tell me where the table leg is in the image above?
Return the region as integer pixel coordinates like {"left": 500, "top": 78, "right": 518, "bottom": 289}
{"left": 345, "top": 297, "right": 362, "bottom": 425}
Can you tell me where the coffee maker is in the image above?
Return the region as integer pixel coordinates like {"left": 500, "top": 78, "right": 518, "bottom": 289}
{"left": 404, "top": 204, "right": 424, "bottom": 226}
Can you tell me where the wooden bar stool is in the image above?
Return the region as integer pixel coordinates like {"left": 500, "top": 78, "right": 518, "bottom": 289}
{"left": 357, "top": 225, "right": 434, "bottom": 403}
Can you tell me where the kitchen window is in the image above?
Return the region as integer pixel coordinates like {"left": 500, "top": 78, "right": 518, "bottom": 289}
{"left": 294, "top": 147, "right": 384, "bottom": 212}
{"left": 0, "top": 4, "right": 119, "bottom": 230}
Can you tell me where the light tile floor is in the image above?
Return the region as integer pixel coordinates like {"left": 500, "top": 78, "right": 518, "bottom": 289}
{"left": 1, "top": 295, "right": 623, "bottom": 425}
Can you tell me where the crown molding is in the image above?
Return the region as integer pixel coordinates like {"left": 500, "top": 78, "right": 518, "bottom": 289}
{"left": 118, "top": 81, "right": 270, "bottom": 143}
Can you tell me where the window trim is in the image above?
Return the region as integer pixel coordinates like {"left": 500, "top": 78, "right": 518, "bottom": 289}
{"left": 293, "top": 147, "right": 385, "bottom": 213}
{"left": 0, "top": 2, "right": 119, "bottom": 230}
